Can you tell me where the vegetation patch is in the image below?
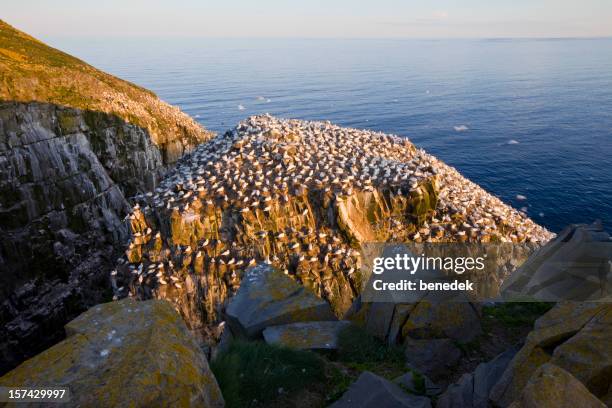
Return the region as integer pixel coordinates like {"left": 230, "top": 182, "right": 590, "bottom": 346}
{"left": 210, "top": 340, "right": 326, "bottom": 408}
{"left": 483, "top": 302, "right": 554, "bottom": 328}
{"left": 335, "top": 324, "right": 406, "bottom": 379}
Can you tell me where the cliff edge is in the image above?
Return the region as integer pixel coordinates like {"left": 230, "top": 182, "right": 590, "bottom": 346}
{"left": 0, "top": 21, "right": 213, "bottom": 374}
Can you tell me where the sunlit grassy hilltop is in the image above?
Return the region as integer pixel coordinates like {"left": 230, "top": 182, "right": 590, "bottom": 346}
{"left": 0, "top": 20, "right": 212, "bottom": 160}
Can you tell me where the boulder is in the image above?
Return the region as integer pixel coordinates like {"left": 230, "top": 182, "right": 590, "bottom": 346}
{"left": 224, "top": 264, "right": 336, "bottom": 338}
{"left": 437, "top": 346, "right": 518, "bottom": 408}
{"left": 330, "top": 371, "right": 431, "bottom": 408}
{"left": 365, "top": 302, "right": 397, "bottom": 340}
{"left": 401, "top": 301, "right": 482, "bottom": 343}
{"left": 262, "top": 321, "right": 351, "bottom": 350}
{"left": 549, "top": 305, "right": 612, "bottom": 402}
{"left": 508, "top": 363, "right": 606, "bottom": 408}
{"left": 404, "top": 338, "right": 462, "bottom": 381}
{"left": 387, "top": 304, "right": 415, "bottom": 344}
{"left": 501, "top": 222, "right": 612, "bottom": 302}
{"left": 0, "top": 299, "right": 224, "bottom": 408}
{"left": 490, "top": 303, "right": 610, "bottom": 407}
{"left": 394, "top": 371, "right": 441, "bottom": 397}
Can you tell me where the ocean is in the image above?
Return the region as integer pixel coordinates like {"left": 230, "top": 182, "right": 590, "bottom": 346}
{"left": 51, "top": 37, "right": 612, "bottom": 233}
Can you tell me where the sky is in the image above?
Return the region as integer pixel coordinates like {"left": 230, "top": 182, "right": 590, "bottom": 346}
{"left": 2, "top": 0, "right": 612, "bottom": 39}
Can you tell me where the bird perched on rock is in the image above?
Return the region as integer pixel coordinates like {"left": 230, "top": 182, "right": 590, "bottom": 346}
{"left": 118, "top": 114, "right": 554, "bottom": 332}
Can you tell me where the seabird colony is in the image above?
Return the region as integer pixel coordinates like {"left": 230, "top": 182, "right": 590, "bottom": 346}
{"left": 117, "top": 114, "right": 554, "bottom": 324}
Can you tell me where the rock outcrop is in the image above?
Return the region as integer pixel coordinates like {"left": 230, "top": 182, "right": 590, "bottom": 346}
{"left": 117, "top": 115, "right": 553, "bottom": 342}
{"left": 0, "top": 21, "right": 213, "bottom": 374}
{"left": 0, "top": 298, "right": 224, "bottom": 408}
{"left": 400, "top": 301, "right": 482, "bottom": 343}
{"left": 437, "top": 346, "right": 518, "bottom": 408}
{"left": 490, "top": 302, "right": 612, "bottom": 407}
{"left": 224, "top": 264, "right": 336, "bottom": 338}
{"left": 0, "top": 102, "right": 161, "bottom": 373}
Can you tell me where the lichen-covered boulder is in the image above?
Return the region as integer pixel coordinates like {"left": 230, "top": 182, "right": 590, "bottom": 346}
{"left": 508, "top": 364, "right": 606, "bottom": 408}
{"left": 330, "top": 371, "right": 431, "bottom": 408}
{"left": 0, "top": 299, "right": 224, "bottom": 408}
{"left": 263, "top": 321, "right": 351, "bottom": 350}
{"left": 490, "top": 302, "right": 611, "bottom": 407}
{"left": 549, "top": 305, "right": 612, "bottom": 403}
{"left": 225, "top": 264, "right": 336, "bottom": 338}
{"left": 401, "top": 301, "right": 482, "bottom": 343}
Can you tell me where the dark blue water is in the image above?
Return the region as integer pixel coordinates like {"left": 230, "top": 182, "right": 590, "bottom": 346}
{"left": 51, "top": 37, "right": 612, "bottom": 233}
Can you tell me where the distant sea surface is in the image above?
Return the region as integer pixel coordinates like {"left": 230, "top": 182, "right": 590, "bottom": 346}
{"left": 53, "top": 37, "right": 612, "bottom": 233}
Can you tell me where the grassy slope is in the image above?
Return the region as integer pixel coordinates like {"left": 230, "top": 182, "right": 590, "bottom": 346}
{"left": 0, "top": 20, "right": 212, "bottom": 153}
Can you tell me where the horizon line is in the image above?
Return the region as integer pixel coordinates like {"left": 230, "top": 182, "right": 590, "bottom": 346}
{"left": 45, "top": 34, "right": 612, "bottom": 41}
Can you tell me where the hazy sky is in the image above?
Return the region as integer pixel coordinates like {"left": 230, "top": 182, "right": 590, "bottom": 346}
{"left": 3, "top": 0, "right": 612, "bottom": 39}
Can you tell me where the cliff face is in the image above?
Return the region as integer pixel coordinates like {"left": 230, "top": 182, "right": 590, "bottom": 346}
{"left": 0, "top": 102, "right": 164, "bottom": 373}
{"left": 0, "top": 21, "right": 213, "bottom": 374}
{"left": 0, "top": 20, "right": 213, "bottom": 163}
{"left": 117, "top": 115, "right": 553, "bottom": 342}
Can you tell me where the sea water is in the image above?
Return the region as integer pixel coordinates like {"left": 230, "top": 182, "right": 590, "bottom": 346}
{"left": 51, "top": 37, "right": 612, "bottom": 233}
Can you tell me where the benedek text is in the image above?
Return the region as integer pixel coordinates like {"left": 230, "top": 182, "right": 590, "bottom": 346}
{"left": 372, "top": 279, "right": 475, "bottom": 291}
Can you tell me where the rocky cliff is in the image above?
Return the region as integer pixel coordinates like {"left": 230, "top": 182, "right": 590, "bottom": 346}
{"left": 0, "top": 21, "right": 213, "bottom": 374}
{"left": 117, "top": 115, "right": 554, "bottom": 344}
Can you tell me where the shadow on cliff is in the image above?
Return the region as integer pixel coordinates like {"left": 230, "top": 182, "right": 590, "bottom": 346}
{"left": 0, "top": 100, "right": 169, "bottom": 375}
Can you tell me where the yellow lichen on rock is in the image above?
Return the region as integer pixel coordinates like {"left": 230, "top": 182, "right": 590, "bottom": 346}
{"left": 0, "top": 299, "right": 224, "bottom": 408}
{"left": 508, "top": 363, "right": 606, "bottom": 408}
{"left": 490, "top": 303, "right": 612, "bottom": 407}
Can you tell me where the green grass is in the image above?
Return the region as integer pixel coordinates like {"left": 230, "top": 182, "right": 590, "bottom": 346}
{"left": 210, "top": 340, "right": 326, "bottom": 408}
{"left": 410, "top": 370, "right": 426, "bottom": 395}
{"left": 482, "top": 302, "right": 554, "bottom": 328}
{"left": 335, "top": 324, "right": 406, "bottom": 379}
{"left": 324, "top": 364, "right": 356, "bottom": 403}
{"left": 210, "top": 327, "right": 421, "bottom": 406}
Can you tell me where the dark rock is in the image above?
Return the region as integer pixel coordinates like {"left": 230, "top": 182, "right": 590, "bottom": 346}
{"left": 394, "top": 371, "right": 442, "bottom": 397}
{"left": 0, "top": 102, "right": 169, "bottom": 374}
{"left": 387, "top": 304, "right": 415, "bottom": 345}
{"left": 404, "top": 338, "right": 462, "bottom": 381}
{"left": 365, "top": 302, "right": 396, "bottom": 340}
{"left": 330, "top": 371, "right": 431, "bottom": 408}
{"left": 225, "top": 264, "right": 336, "bottom": 338}
{"left": 437, "top": 346, "right": 518, "bottom": 408}
{"left": 401, "top": 301, "right": 482, "bottom": 343}
{"left": 210, "top": 322, "right": 233, "bottom": 361}
{"left": 263, "top": 321, "right": 351, "bottom": 350}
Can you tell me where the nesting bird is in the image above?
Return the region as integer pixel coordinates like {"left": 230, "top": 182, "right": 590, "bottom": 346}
{"left": 118, "top": 114, "right": 554, "bottom": 329}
